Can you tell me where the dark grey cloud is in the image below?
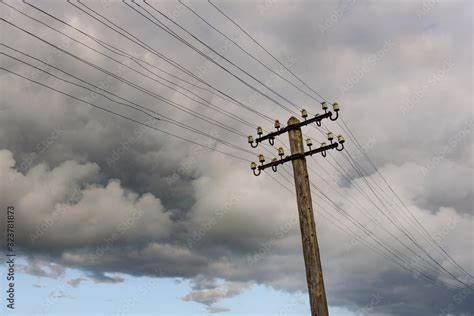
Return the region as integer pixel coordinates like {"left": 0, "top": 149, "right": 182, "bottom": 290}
{"left": 0, "top": 0, "right": 473, "bottom": 314}
{"left": 90, "top": 274, "right": 124, "bottom": 284}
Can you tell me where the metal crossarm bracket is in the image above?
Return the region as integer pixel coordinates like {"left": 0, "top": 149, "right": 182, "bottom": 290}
{"left": 255, "top": 111, "right": 332, "bottom": 144}
{"left": 257, "top": 142, "right": 338, "bottom": 172}
{"left": 248, "top": 105, "right": 343, "bottom": 315}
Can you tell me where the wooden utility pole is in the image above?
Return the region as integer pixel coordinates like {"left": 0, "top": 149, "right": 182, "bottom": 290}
{"left": 288, "top": 116, "right": 329, "bottom": 316}
{"left": 248, "top": 103, "right": 344, "bottom": 316}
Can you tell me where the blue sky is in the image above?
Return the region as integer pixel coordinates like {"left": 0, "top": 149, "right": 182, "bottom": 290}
{"left": 2, "top": 258, "right": 355, "bottom": 316}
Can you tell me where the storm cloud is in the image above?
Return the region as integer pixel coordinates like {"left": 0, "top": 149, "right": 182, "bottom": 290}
{"left": 0, "top": 0, "right": 472, "bottom": 314}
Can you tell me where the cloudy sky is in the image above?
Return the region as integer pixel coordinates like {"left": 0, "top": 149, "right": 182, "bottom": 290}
{"left": 0, "top": 0, "right": 473, "bottom": 315}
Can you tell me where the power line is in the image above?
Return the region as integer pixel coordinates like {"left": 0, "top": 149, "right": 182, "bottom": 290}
{"left": 1, "top": 11, "right": 298, "bottom": 175}
{"left": 327, "top": 131, "right": 473, "bottom": 286}
{"left": 0, "top": 50, "right": 256, "bottom": 157}
{"left": 207, "top": 0, "right": 327, "bottom": 102}
{"left": 5, "top": 1, "right": 261, "bottom": 132}
{"left": 178, "top": 0, "right": 323, "bottom": 104}
{"left": 207, "top": 1, "right": 472, "bottom": 284}
{"left": 271, "top": 169, "right": 461, "bottom": 290}
{"left": 0, "top": 6, "right": 250, "bottom": 138}
{"left": 321, "top": 111, "right": 472, "bottom": 285}
{"left": 123, "top": 0, "right": 300, "bottom": 116}
{"left": 1, "top": 5, "right": 291, "bottom": 160}
{"left": 312, "top": 185, "right": 464, "bottom": 290}
{"left": 277, "top": 152, "right": 465, "bottom": 288}
{"left": 1, "top": 67, "right": 251, "bottom": 162}
{"left": 141, "top": 0, "right": 305, "bottom": 113}
{"left": 6, "top": 0, "right": 470, "bottom": 288}
{"left": 325, "top": 149, "right": 471, "bottom": 286}
{"left": 252, "top": 116, "right": 464, "bottom": 301}
{"left": 24, "top": 0, "right": 274, "bottom": 124}
{"left": 0, "top": 18, "right": 260, "bottom": 144}
{"left": 276, "top": 162, "right": 464, "bottom": 289}
{"left": 61, "top": 0, "right": 276, "bottom": 123}
{"left": 338, "top": 118, "right": 474, "bottom": 280}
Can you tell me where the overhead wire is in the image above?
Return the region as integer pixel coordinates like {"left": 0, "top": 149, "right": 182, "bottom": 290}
{"left": 26, "top": 0, "right": 273, "bottom": 124}
{"left": 141, "top": 0, "right": 305, "bottom": 114}
{"left": 2, "top": 2, "right": 292, "bottom": 161}
{"left": 0, "top": 5, "right": 250, "bottom": 138}
{"left": 206, "top": 0, "right": 473, "bottom": 285}
{"left": 178, "top": 0, "right": 323, "bottom": 105}
{"left": 3, "top": 3, "right": 296, "bottom": 160}
{"left": 338, "top": 118, "right": 474, "bottom": 280}
{"left": 1, "top": 67, "right": 251, "bottom": 163}
{"left": 144, "top": 0, "right": 471, "bottom": 285}
{"left": 312, "top": 184, "right": 464, "bottom": 289}
{"left": 0, "top": 18, "right": 260, "bottom": 150}
{"left": 7, "top": 1, "right": 262, "bottom": 132}
{"left": 0, "top": 50, "right": 257, "bottom": 157}
{"left": 61, "top": 0, "right": 277, "bottom": 123}
{"left": 123, "top": 0, "right": 300, "bottom": 116}
{"left": 207, "top": 0, "right": 327, "bottom": 102}
{"left": 4, "top": 0, "right": 470, "bottom": 288}
{"left": 323, "top": 147, "right": 472, "bottom": 286}
{"left": 0, "top": 6, "right": 293, "bottom": 167}
{"left": 275, "top": 163, "right": 463, "bottom": 289}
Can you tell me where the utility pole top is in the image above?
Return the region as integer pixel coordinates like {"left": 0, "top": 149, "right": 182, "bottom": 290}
{"left": 288, "top": 116, "right": 300, "bottom": 126}
{"left": 248, "top": 102, "right": 344, "bottom": 316}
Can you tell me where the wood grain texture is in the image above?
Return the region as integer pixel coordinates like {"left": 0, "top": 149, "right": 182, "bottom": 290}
{"left": 287, "top": 116, "right": 329, "bottom": 316}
